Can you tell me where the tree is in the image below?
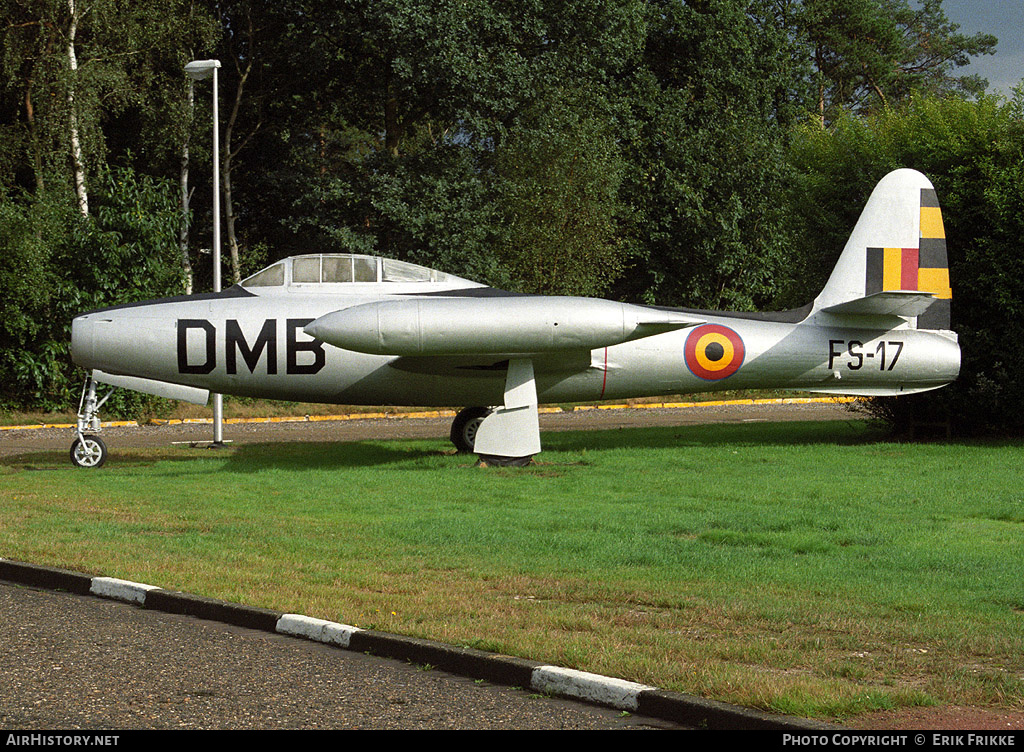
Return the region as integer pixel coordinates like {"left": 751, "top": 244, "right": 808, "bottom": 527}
{"left": 0, "top": 166, "right": 184, "bottom": 410}
{"left": 212, "top": 0, "right": 265, "bottom": 285}
{"left": 495, "top": 86, "right": 628, "bottom": 296}
{"left": 611, "top": 0, "right": 802, "bottom": 310}
{"left": 234, "top": 0, "right": 648, "bottom": 289}
{"left": 0, "top": 0, "right": 218, "bottom": 205}
{"left": 795, "top": 0, "right": 998, "bottom": 125}
{"left": 0, "top": 0, "right": 217, "bottom": 411}
{"left": 66, "top": 0, "right": 89, "bottom": 215}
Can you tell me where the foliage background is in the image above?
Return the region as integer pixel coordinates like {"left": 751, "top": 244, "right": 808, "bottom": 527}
{"left": 785, "top": 95, "right": 1024, "bottom": 435}
{"left": 0, "top": 0, "right": 1019, "bottom": 435}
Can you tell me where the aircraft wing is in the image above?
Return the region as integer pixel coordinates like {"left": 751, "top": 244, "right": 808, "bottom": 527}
{"left": 387, "top": 351, "right": 594, "bottom": 376}
{"left": 304, "top": 297, "right": 703, "bottom": 357}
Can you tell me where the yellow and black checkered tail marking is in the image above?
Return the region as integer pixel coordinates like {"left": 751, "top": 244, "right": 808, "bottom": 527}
{"left": 865, "top": 188, "right": 951, "bottom": 329}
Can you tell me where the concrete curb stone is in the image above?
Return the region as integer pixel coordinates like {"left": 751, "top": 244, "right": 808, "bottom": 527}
{"left": 0, "top": 558, "right": 93, "bottom": 596}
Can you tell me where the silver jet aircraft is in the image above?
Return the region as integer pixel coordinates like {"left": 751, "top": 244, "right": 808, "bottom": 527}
{"left": 69, "top": 168, "right": 960, "bottom": 467}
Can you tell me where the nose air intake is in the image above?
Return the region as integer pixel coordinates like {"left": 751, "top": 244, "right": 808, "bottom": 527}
{"left": 71, "top": 314, "right": 99, "bottom": 369}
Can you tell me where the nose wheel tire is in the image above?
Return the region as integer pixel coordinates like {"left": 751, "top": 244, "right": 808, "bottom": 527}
{"left": 71, "top": 435, "right": 107, "bottom": 468}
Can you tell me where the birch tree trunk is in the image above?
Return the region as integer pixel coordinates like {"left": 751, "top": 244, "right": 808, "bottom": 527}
{"left": 67, "top": 0, "right": 89, "bottom": 216}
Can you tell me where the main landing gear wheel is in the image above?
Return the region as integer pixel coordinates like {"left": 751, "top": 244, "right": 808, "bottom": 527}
{"left": 70, "top": 435, "right": 107, "bottom": 468}
{"left": 450, "top": 406, "right": 493, "bottom": 453}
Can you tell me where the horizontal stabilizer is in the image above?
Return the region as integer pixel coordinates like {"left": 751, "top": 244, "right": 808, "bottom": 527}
{"left": 822, "top": 290, "right": 937, "bottom": 318}
{"left": 94, "top": 370, "right": 210, "bottom": 405}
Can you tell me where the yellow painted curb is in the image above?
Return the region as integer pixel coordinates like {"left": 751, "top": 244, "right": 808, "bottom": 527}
{"left": 577, "top": 396, "right": 856, "bottom": 412}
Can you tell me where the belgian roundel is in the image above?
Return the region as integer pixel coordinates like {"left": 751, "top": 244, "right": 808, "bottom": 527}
{"left": 684, "top": 324, "right": 745, "bottom": 381}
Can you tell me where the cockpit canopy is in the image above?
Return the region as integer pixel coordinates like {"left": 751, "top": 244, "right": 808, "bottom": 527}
{"left": 240, "top": 254, "right": 482, "bottom": 292}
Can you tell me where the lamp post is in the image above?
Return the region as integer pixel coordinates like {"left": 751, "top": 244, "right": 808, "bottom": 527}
{"left": 185, "top": 59, "right": 224, "bottom": 446}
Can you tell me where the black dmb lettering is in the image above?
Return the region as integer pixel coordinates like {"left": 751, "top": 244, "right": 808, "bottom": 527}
{"left": 177, "top": 319, "right": 216, "bottom": 374}
{"left": 177, "top": 318, "right": 326, "bottom": 376}
{"left": 287, "top": 318, "right": 326, "bottom": 375}
{"left": 226, "top": 319, "right": 278, "bottom": 374}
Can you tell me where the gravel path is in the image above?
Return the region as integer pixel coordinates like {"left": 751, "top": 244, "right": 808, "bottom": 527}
{"left": 0, "top": 400, "right": 858, "bottom": 459}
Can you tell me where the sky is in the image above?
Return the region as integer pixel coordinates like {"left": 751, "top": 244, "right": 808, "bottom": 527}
{"left": 941, "top": 0, "right": 1023, "bottom": 96}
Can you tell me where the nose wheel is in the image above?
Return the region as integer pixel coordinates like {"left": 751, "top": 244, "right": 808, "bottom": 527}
{"left": 71, "top": 435, "right": 107, "bottom": 468}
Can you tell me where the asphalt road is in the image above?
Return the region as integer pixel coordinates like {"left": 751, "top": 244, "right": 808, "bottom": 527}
{"left": 0, "top": 581, "right": 684, "bottom": 730}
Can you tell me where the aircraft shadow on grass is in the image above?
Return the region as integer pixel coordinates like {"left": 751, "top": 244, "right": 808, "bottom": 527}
{"left": 219, "top": 439, "right": 440, "bottom": 472}
{"left": 213, "top": 419, "right": 878, "bottom": 472}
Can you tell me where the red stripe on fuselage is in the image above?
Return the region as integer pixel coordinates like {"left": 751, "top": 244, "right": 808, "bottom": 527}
{"left": 600, "top": 347, "right": 608, "bottom": 398}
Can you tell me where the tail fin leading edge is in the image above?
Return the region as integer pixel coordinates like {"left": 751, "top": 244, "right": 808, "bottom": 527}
{"left": 813, "top": 169, "right": 952, "bottom": 330}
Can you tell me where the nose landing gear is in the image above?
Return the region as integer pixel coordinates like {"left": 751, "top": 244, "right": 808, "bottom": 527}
{"left": 70, "top": 375, "right": 115, "bottom": 468}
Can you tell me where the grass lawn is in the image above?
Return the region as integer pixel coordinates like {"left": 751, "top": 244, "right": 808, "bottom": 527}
{"left": 1, "top": 418, "right": 1021, "bottom": 721}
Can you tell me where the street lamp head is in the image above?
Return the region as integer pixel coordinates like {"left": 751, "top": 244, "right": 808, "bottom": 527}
{"left": 185, "top": 59, "right": 221, "bottom": 81}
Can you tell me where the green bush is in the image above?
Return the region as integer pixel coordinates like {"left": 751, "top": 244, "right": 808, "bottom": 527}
{"left": 0, "top": 166, "right": 185, "bottom": 415}
{"left": 786, "top": 91, "right": 1024, "bottom": 436}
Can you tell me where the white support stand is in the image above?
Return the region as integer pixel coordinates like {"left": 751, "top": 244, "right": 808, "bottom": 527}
{"left": 472, "top": 358, "right": 541, "bottom": 464}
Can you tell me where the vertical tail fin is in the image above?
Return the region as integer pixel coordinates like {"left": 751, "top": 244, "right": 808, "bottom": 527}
{"left": 812, "top": 169, "right": 952, "bottom": 329}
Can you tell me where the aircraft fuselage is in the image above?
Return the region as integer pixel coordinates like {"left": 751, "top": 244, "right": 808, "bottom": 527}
{"left": 71, "top": 289, "right": 960, "bottom": 408}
